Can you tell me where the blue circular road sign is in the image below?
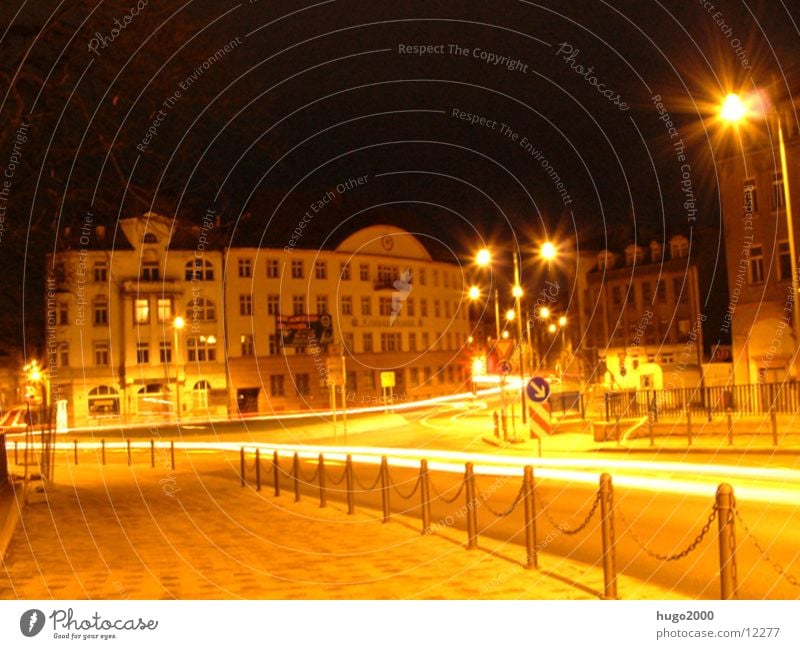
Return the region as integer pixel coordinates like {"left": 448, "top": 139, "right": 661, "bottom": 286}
{"left": 498, "top": 360, "right": 513, "bottom": 375}
{"left": 526, "top": 377, "right": 551, "bottom": 402}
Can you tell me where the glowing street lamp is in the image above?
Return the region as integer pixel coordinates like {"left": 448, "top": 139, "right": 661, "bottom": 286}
{"left": 505, "top": 308, "right": 516, "bottom": 322}
{"left": 173, "top": 316, "right": 185, "bottom": 421}
{"left": 720, "top": 91, "right": 800, "bottom": 362}
{"left": 468, "top": 285, "right": 481, "bottom": 301}
{"left": 539, "top": 306, "right": 551, "bottom": 319}
{"left": 540, "top": 241, "right": 557, "bottom": 262}
{"left": 475, "top": 248, "right": 492, "bottom": 267}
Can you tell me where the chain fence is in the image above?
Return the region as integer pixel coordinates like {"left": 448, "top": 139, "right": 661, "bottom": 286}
{"left": 617, "top": 504, "right": 717, "bottom": 562}
{"left": 536, "top": 491, "right": 601, "bottom": 536}
{"left": 734, "top": 506, "right": 800, "bottom": 588}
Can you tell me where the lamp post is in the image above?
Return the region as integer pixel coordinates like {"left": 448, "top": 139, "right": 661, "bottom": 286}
{"left": 720, "top": 92, "right": 800, "bottom": 374}
{"left": 173, "top": 316, "right": 185, "bottom": 421}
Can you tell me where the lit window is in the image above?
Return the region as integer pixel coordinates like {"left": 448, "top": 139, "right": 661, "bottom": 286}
{"left": 135, "top": 298, "right": 150, "bottom": 324}
{"left": 157, "top": 298, "right": 172, "bottom": 323}
{"left": 187, "top": 336, "right": 217, "bottom": 362}
{"left": 241, "top": 334, "right": 254, "bottom": 357}
{"left": 159, "top": 341, "right": 172, "bottom": 363}
{"left": 94, "top": 342, "right": 109, "bottom": 366}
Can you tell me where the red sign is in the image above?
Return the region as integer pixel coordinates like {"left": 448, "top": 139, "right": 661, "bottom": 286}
{"left": 495, "top": 340, "right": 514, "bottom": 359}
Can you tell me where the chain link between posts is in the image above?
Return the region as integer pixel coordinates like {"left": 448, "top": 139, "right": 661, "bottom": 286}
{"left": 536, "top": 491, "right": 601, "bottom": 535}
{"left": 327, "top": 464, "right": 348, "bottom": 486}
{"left": 480, "top": 482, "right": 527, "bottom": 519}
{"left": 389, "top": 471, "right": 421, "bottom": 500}
{"left": 734, "top": 506, "right": 800, "bottom": 587}
{"left": 353, "top": 466, "right": 383, "bottom": 491}
{"left": 296, "top": 461, "right": 319, "bottom": 485}
{"left": 617, "top": 504, "right": 717, "bottom": 562}
{"left": 429, "top": 477, "right": 466, "bottom": 504}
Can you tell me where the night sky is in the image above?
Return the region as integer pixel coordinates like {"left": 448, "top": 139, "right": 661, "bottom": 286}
{"left": 2, "top": 0, "right": 799, "bottom": 350}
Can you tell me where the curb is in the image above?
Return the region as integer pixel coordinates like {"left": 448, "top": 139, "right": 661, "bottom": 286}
{"left": 0, "top": 478, "right": 27, "bottom": 563}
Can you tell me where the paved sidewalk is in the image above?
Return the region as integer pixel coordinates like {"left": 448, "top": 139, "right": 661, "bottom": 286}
{"left": 0, "top": 451, "right": 679, "bottom": 600}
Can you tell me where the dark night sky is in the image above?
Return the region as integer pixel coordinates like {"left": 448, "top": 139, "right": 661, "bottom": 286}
{"left": 2, "top": 0, "right": 799, "bottom": 348}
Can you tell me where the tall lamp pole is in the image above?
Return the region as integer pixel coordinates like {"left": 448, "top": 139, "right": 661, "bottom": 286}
{"left": 173, "top": 316, "right": 185, "bottom": 422}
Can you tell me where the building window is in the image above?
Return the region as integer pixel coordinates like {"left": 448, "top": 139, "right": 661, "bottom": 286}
{"left": 241, "top": 334, "right": 254, "bottom": 357}
{"left": 641, "top": 281, "right": 652, "bottom": 305}
{"left": 612, "top": 286, "right": 621, "bottom": 306}
{"left": 343, "top": 332, "right": 354, "bottom": 352}
{"left": 93, "top": 297, "right": 108, "bottom": 325}
{"left": 433, "top": 269, "right": 439, "bottom": 287}
{"left": 240, "top": 294, "right": 252, "bottom": 316}
{"left": 778, "top": 241, "right": 792, "bottom": 281}
{"left": 422, "top": 332, "right": 430, "bottom": 349}
{"left": 267, "top": 294, "right": 280, "bottom": 316}
{"left": 365, "top": 370, "right": 376, "bottom": 390}
{"left": 420, "top": 299, "right": 428, "bottom": 317}
{"left": 137, "top": 342, "right": 149, "bottom": 364}
{"left": 293, "top": 295, "right": 305, "bottom": 315}
{"left": 94, "top": 342, "right": 109, "bottom": 366}
{"left": 341, "top": 295, "right": 352, "bottom": 315}
{"left": 672, "top": 277, "right": 687, "bottom": 302}
{"left": 670, "top": 236, "right": 689, "bottom": 259}
{"left": 410, "top": 367, "right": 419, "bottom": 386}
{"left": 134, "top": 298, "right": 150, "bottom": 324}
{"left": 772, "top": 173, "right": 786, "bottom": 211}
{"left": 270, "top": 375, "right": 285, "bottom": 397}
{"left": 743, "top": 178, "right": 758, "bottom": 214}
{"left": 143, "top": 233, "right": 158, "bottom": 244}
{"left": 445, "top": 301, "right": 451, "bottom": 318}
{"left": 340, "top": 262, "right": 350, "bottom": 280}
{"left": 316, "top": 295, "right": 328, "bottom": 314}
{"left": 359, "top": 264, "right": 370, "bottom": 281}
{"left": 141, "top": 261, "right": 159, "bottom": 281}
{"left": 157, "top": 298, "right": 172, "bottom": 323}
{"left": 379, "top": 297, "right": 393, "bottom": 316}
{"left": 93, "top": 261, "right": 108, "bottom": 282}
{"left": 361, "top": 296, "right": 371, "bottom": 316}
{"left": 346, "top": 371, "right": 357, "bottom": 392}
{"left": 58, "top": 343, "right": 69, "bottom": 367}
{"left": 185, "top": 258, "right": 214, "bottom": 281}
{"left": 88, "top": 386, "right": 119, "bottom": 416}
{"left": 381, "top": 333, "right": 402, "bottom": 352}
{"left": 193, "top": 381, "right": 210, "bottom": 410}
{"left": 268, "top": 334, "right": 279, "bottom": 355}
{"left": 238, "top": 258, "right": 252, "bottom": 278}
{"left": 749, "top": 245, "right": 765, "bottom": 284}
{"left": 656, "top": 281, "right": 666, "bottom": 303}
{"left": 406, "top": 298, "right": 415, "bottom": 317}
{"left": 423, "top": 367, "right": 432, "bottom": 384}
{"left": 160, "top": 341, "right": 172, "bottom": 363}
{"left": 377, "top": 265, "right": 398, "bottom": 285}
{"left": 187, "top": 336, "right": 216, "bottom": 362}
{"left": 266, "top": 259, "right": 279, "bottom": 278}
{"left": 295, "top": 373, "right": 310, "bottom": 396}
{"left": 362, "top": 333, "right": 373, "bottom": 353}
{"left": 57, "top": 301, "right": 68, "bottom": 325}
{"left": 188, "top": 297, "right": 216, "bottom": 322}
{"left": 409, "top": 333, "right": 417, "bottom": 351}
{"left": 418, "top": 269, "right": 426, "bottom": 286}
{"left": 291, "top": 260, "right": 304, "bottom": 279}
{"left": 315, "top": 261, "right": 327, "bottom": 279}
{"left": 662, "top": 353, "right": 674, "bottom": 364}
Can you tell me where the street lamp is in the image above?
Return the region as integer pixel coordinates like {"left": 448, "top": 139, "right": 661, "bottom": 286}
{"left": 173, "top": 316, "right": 185, "bottom": 421}
{"left": 720, "top": 91, "right": 800, "bottom": 374}
{"left": 540, "top": 241, "right": 557, "bottom": 262}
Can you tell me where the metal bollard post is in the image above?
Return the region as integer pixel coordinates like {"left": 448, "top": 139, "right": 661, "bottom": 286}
{"left": 170, "top": 440, "right": 175, "bottom": 470}
{"left": 150, "top": 439, "right": 155, "bottom": 468}
{"left": 127, "top": 439, "right": 132, "bottom": 466}
{"left": 771, "top": 408, "right": 778, "bottom": 447}
{"left": 318, "top": 454, "right": 326, "bottom": 508}
{"left": 345, "top": 454, "right": 355, "bottom": 515}
{"left": 102, "top": 439, "right": 106, "bottom": 465}
{"left": 256, "top": 448, "right": 261, "bottom": 492}
{"left": 465, "top": 462, "right": 478, "bottom": 550}
{"left": 240, "top": 448, "right": 245, "bottom": 487}
{"left": 726, "top": 408, "right": 734, "bottom": 446}
{"left": 14, "top": 441, "right": 18, "bottom": 465}
{"left": 273, "top": 451, "right": 280, "bottom": 497}
{"left": 293, "top": 452, "right": 301, "bottom": 502}
{"left": 523, "top": 466, "right": 538, "bottom": 569}
{"left": 380, "top": 456, "right": 390, "bottom": 523}
{"left": 493, "top": 411, "right": 499, "bottom": 438}
{"left": 74, "top": 440, "right": 78, "bottom": 465}
{"left": 716, "top": 483, "right": 738, "bottom": 600}
{"left": 599, "top": 473, "right": 618, "bottom": 599}
{"left": 648, "top": 411, "right": 655, "bottom": 447}
{"left": 501, "top": 411, "right": 508, "bottom": 441}
{"left": 686, "top": 407, "right": 692, "bottom": 447}
{"left": 420, "top": 459, "right": 431, "bottom": 534}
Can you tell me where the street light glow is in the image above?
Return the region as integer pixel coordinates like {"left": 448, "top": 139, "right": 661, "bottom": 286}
{"left": 475, "top": 248, "right": 492, "bottom": 267}
{"left": 468, "top": 285, "right": 481, "bottom": 300}
{"left": 548, "top": 323, "right": 557, "bottom": 334}
{"left": 501, "top": 330, "right": 510, "bottom": 339}
{"left": 505, "top": 308, "right": 516, "bottom": 321}
{"left": 540, "top": 241, "right": 557, "bottom": 261}
{"left": 539, "top": 306, "right": 551, "bottom": 319}
{"left": 720, "top": 93, "right": 747, "bottom": 122}
{"left": 512, "top": 284, "right": 523, "bottom": 298}
{"left": 174, "top": 316, "right": 186, "bottom": 329}
{"left": 558, "top": 315, "right": 567, "bottom": 327}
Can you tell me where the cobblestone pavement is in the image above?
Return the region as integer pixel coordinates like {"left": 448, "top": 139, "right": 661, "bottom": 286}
{"left": 0, "top": 450, "right": 680, "bottom": 599}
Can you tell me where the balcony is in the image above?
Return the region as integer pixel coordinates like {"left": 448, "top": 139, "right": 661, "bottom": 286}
{"left": 121, "top": 279, "right": 183, "bottom": 295}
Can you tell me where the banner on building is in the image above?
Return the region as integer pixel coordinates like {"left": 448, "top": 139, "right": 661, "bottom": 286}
{"left": 276, "top": 314, "right": 334, "bottom": 348}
